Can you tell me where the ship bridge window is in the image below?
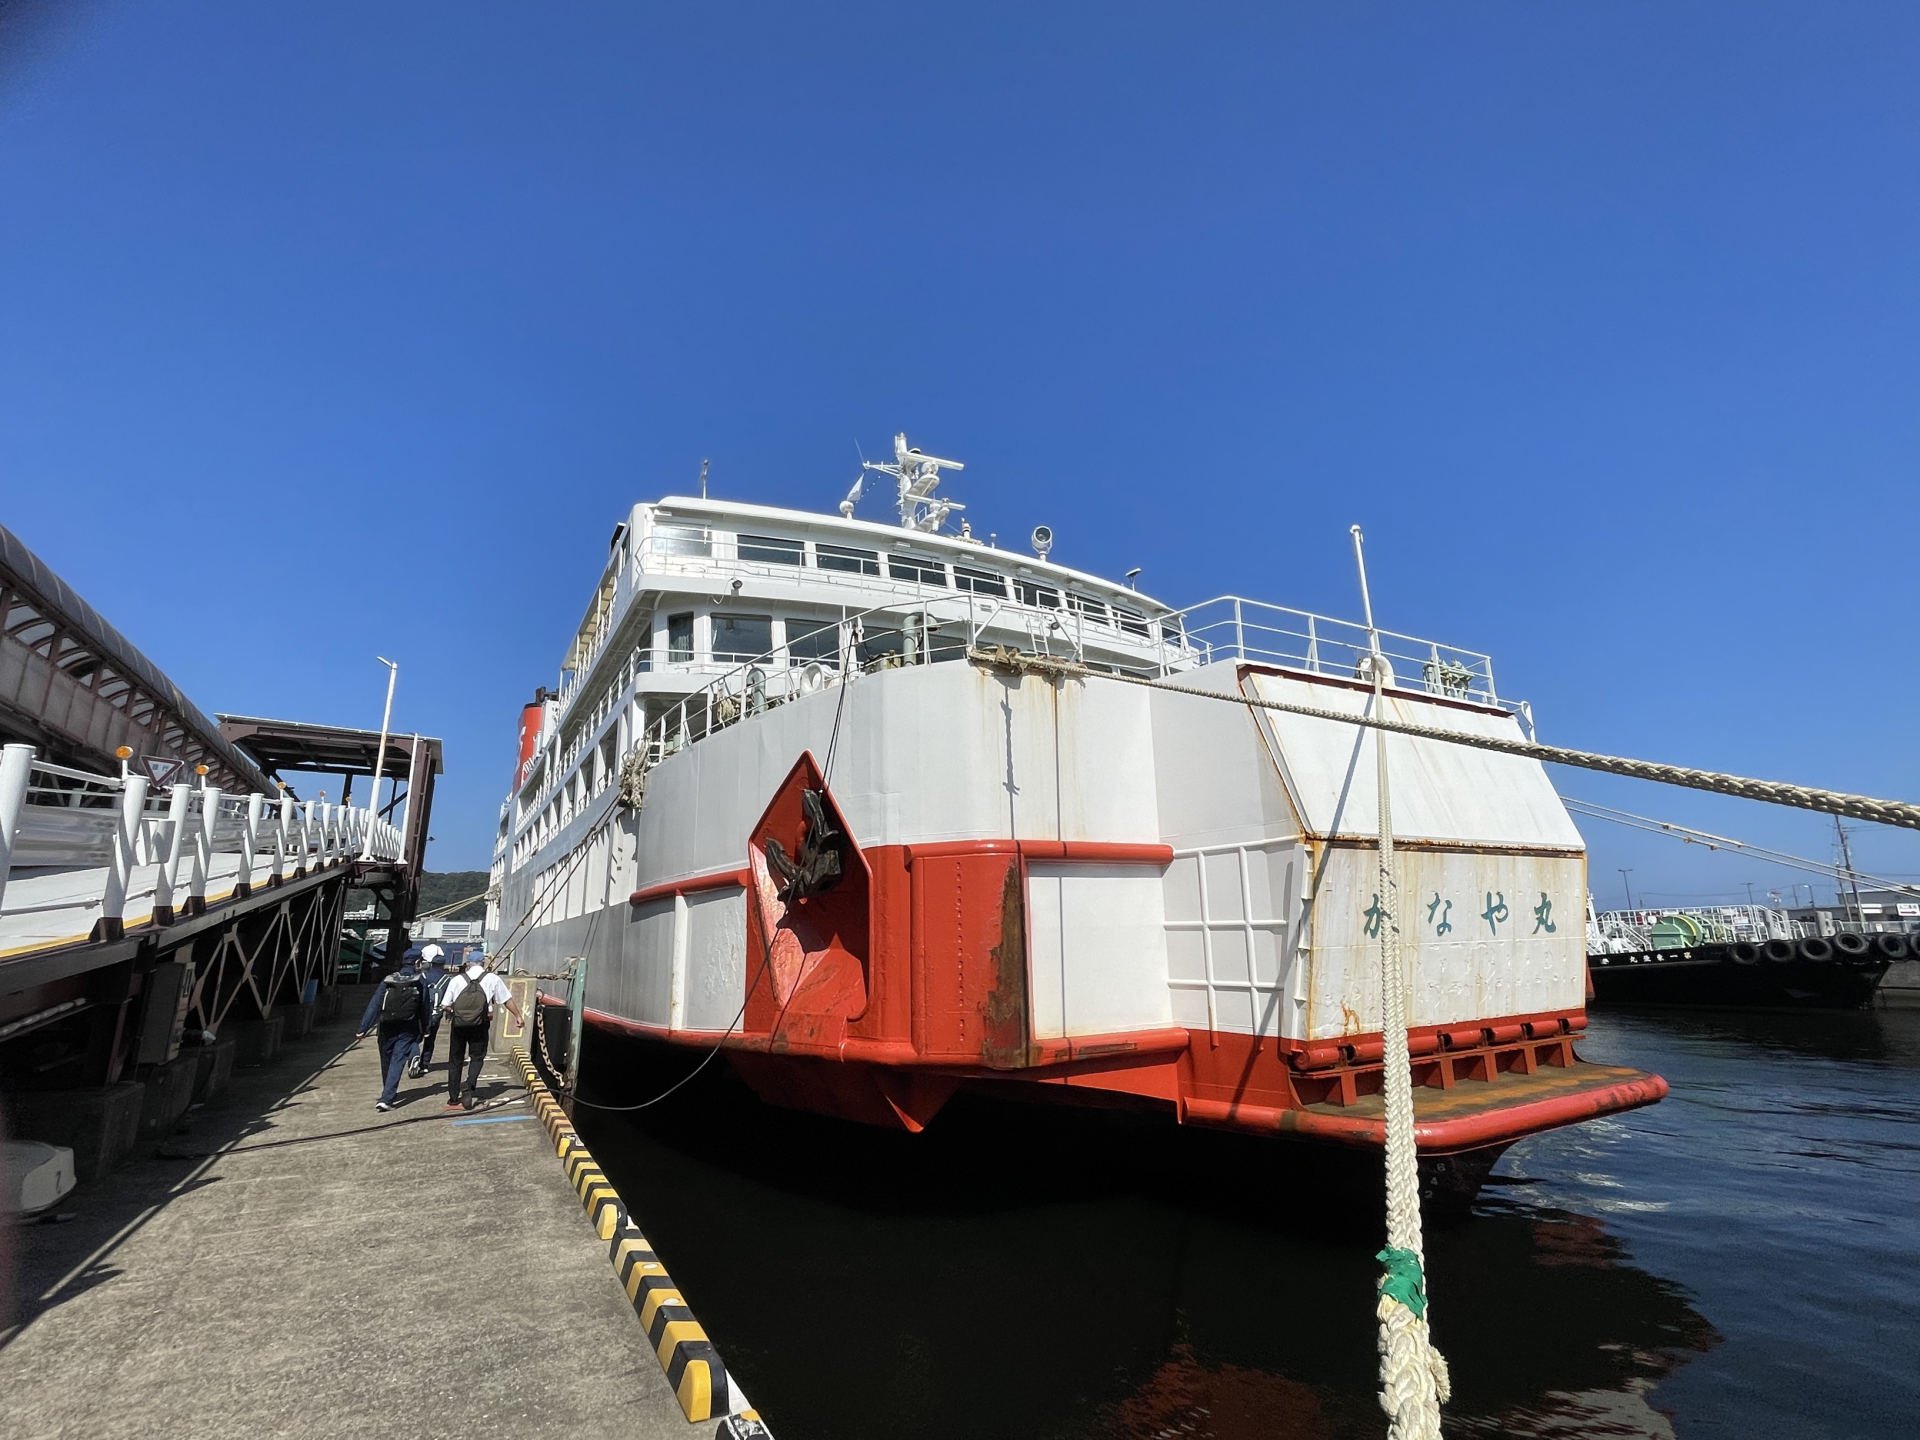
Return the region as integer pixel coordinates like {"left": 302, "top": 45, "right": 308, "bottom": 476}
{"left": 1013, "top": 579, "right": 1060, "bottom": 608}
{"left": 888, "top": 555, "right": 948, "bottom": 586}
{"left": 786, "top": 619, "right": 840, "bottom": 667}
{"left": 953, "top": 565, "right": 1007, "bottom": 597}
{"left": 713, "top": 613, "right": 773, "bottom": 663}
{"left": 667, "top": 612, "right": 694, "bottom": 663}
{"left": 738, "top": 534, "right": 802, "bottom": 566}
{"left": 1112, "top": 605, "right": 1151, "bottom": 639}
{"left": 817, "top": 543, "right": 880, "bottom": 576}
{"left": 1067, "top": 593, "right": 1109, "bottom": 623}
{"left": 653, "top": 523, "right": 711, "bottom": 558}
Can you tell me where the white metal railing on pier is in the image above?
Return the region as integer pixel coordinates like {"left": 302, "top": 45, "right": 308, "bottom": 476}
{"left": 0, "top": 742, "right": 404, "bottom": 935}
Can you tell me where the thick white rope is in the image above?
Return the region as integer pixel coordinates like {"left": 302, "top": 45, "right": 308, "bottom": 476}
{"left": 1345, "top": 525, "right": 1452, "bottom": 1440}
{"left": 1367, "top": 660, "right": 1450, "bottom": 1436}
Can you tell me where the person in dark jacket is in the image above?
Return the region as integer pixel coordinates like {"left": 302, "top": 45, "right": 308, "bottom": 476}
{"left": 408, "top": 945, "right": 453, "bottom": 1079}
{"left": 357, "top": 955, "right": 433, "bottom": 1111}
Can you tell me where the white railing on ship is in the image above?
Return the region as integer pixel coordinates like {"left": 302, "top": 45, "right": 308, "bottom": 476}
{"left": 517, "top": 593, "right": 1157, "bottom": 865}
{"left": 556, "top": 531, "right": 1190, "bottom": 716}
{"left": 1156, "top": 597, "right": 1501, "bottom": 707}
{"left": 0, "top": 743, "right": 405, "bottom": 927}
{"left": 1586, "top": 904, "right": 1815, "bottom": 952}
{"left": 515, "top": 594, "right": 1514, "bottom": 868}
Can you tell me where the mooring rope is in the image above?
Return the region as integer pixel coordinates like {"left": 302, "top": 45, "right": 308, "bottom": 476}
{"left": 1350, "top": 530, "right": 1449, "bottom": 1437}
{"left": 967, "top": 647, "right": 1920, "bottom": 832}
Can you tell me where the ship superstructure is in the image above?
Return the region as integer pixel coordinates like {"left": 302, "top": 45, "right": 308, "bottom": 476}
{"left": 489, "top": 439, "right": 1663, "bottom": 1187}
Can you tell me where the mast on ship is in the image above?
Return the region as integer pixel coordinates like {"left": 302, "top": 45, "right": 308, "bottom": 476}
{"left": 842, "top": 432, "right": 965, "bottom": 532}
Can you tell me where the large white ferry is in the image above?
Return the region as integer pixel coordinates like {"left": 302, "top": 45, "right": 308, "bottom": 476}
{"left": 488, "top": 436, "right": 1663, "bottom": 1190}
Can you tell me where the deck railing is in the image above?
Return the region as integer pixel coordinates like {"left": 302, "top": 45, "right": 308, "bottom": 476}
{"left": 1580, "top": 904, "right": 1906, "bottom": 951}
{"left": 0, "top": 742, "right": 403, "bottom": 930}
{"left": 1157, "top": 597, "right": 1501, "bottom": 706}
{"left": 509, "top": 593, "right": 1511, "bottom": 869}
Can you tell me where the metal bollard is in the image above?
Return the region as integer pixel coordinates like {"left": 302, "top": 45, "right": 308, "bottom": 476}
{"left": 99, "top": 774, "right": 150, "bottom": 931}
{"left": 0, "top": 742, "right": 36, "bottom": 916}
{"left": 236, "top": 794, "right": 256, "bottom": 893}
{"left": 190, "top": 786, "right": 220, "bottom": 907}
{"left": 155, "top": 782, "right": 193, "bottom": 920}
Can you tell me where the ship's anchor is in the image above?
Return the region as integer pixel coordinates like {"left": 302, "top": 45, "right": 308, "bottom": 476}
{"left": 764, "top": 789, "right": 843, "bottom": 902}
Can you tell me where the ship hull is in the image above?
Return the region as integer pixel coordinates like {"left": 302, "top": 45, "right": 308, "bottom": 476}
{"left": 501, "top": 658, "right": 1666, "bottom": 1164}
{"left": 1589, "top": 948, "right": 1890, "bottom": 1009}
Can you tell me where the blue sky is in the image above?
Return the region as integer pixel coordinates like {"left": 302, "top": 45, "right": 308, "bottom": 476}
{"left": 2, "top": 2, "right": 1915, "bottom": 898}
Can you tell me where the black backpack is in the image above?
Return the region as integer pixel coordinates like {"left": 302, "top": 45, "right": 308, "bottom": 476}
{"left": 449, "top": 972, "right": 491, "bottom": 1029}
{"left": 379, "top": 973, "right": 423, "bottom": 1026}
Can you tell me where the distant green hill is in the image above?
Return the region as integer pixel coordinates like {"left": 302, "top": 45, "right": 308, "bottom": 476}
{"left": 347, "top": 870, "right": 490, "bottom": 925}
{"left": 417, "top": 871, "right": 490, "bottom": 920}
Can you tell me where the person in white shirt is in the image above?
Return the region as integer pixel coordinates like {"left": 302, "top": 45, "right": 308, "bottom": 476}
{"left": 438, "top": 956, "right": 524, "bottom": 1112}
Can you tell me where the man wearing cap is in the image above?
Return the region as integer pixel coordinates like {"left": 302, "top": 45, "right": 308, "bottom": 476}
{"left": 355, "top": 950, "right": 434, "bottom": 1112}
{"left": 438, "top": 954, "right": 524, "bottom": 1111}
{"left": 408, "top": 944, "right": 454, "bottom": 1078}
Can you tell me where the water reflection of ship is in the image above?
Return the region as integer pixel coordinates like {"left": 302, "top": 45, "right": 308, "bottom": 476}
{"left": 573, "top": 1023, "right": 1717, "bottom": 1440}
{"left": 1086, "top": 1197, "right": 1718, "bottom": 1440}
{"left": 1595, "top": 1004, "right": 1920, "bottom": 1072}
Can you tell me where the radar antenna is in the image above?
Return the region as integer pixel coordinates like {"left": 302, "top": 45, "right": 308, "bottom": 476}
{"left": 861, "top": 432, "right": 966, "bottom": 533}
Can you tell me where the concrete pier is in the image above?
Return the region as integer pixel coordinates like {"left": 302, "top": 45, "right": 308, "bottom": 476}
{"left": 1, "top": 1008, "right": 723, "bottom": 1439}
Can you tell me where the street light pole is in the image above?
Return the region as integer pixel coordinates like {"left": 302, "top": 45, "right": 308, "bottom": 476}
{"left": 361, "top": 657, "right": 398, "bottom": 860}
{"left": 1618, "top": 868, "right": 1634, "bottom": 910}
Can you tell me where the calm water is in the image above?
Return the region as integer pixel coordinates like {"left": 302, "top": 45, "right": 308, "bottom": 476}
{"left": 574, "top": 1008, "right": 1920, "bottom": 1439}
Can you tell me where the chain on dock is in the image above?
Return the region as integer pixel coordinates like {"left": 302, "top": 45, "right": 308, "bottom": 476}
{"left": 967, "top": 647, "right": 1920, "bottom": 831}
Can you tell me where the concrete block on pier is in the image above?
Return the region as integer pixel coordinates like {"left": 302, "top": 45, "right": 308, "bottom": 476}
{"left": 137, "top": 1055, "right": 199, "bottom": 1142}
{"left": 1877, "top": 960, "right": 1920, "bottom": 1008}
{"left": 190, "top": 1037, "right": 238, "bottom": 1103}
{"left": 332, "top": 982, "right": 377, "bottom": 1022}
{"left": 2, "top": 1081, "right": 143, "bottom": 1181}
{"left": 284, "top": 1000, "right": 317, "bottom": 1039}
{"left": 227, "top": 1015, "right": 285, "bottom": 1068}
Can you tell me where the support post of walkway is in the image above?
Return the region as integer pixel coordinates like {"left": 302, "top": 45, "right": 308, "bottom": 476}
{"left": 0, "top": 742, "right": 34, "bottom": 915}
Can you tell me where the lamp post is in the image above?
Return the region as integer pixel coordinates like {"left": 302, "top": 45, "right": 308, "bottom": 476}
{"left": 361, "top": 657, "right": 398, "bottom": 860}
{"left": 1618, "top": 868, "right": 1634, "bottom": 910}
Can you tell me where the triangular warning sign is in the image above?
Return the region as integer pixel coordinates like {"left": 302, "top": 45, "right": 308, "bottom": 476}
{"left": 143, "top": 756, "right": 185, "bottom": 788}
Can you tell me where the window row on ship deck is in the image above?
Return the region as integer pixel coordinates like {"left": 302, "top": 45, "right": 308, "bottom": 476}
{"left": 503, "top": 599, "right": 1182, "bottom": 872}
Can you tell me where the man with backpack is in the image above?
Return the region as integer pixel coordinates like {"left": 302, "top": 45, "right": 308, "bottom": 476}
{"left": 356, "top": 951, "right": 433, "bottom": 1112}
{"left": 408, "top": 944, "right": 454, "bottom": 1079}
{"left": 438, "top": 954, "right": 524, "bottom": 1111}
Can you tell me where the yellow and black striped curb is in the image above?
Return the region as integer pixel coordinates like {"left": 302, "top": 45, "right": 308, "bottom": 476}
{"left": 512, "top": 1047, "right": 770, "bottom": 1435}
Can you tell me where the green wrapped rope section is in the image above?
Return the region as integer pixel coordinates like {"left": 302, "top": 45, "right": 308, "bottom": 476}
{"left": 1376, "top": 1246, "right": 1428, "bottom": 1320}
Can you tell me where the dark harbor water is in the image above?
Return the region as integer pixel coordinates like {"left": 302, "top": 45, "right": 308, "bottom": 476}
{"left": 574, "top": 1008, "right": 1920, "bottom": 1440}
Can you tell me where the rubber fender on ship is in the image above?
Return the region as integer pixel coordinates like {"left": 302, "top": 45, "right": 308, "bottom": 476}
{"left": 1831, "top": 932, "right": 1871, "bottom": 962}
{"left": 1797, "top": 936, "right": 1834, "bottom": 963}
{"left": 1872, "top": 932, "right": 1910, "bottom": 961}
{"left": 1731, "top": 941, "right": 1761, "bottom": 965}
{"left": 1763, "top": 938, "right": 1798, "bottom": 963}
